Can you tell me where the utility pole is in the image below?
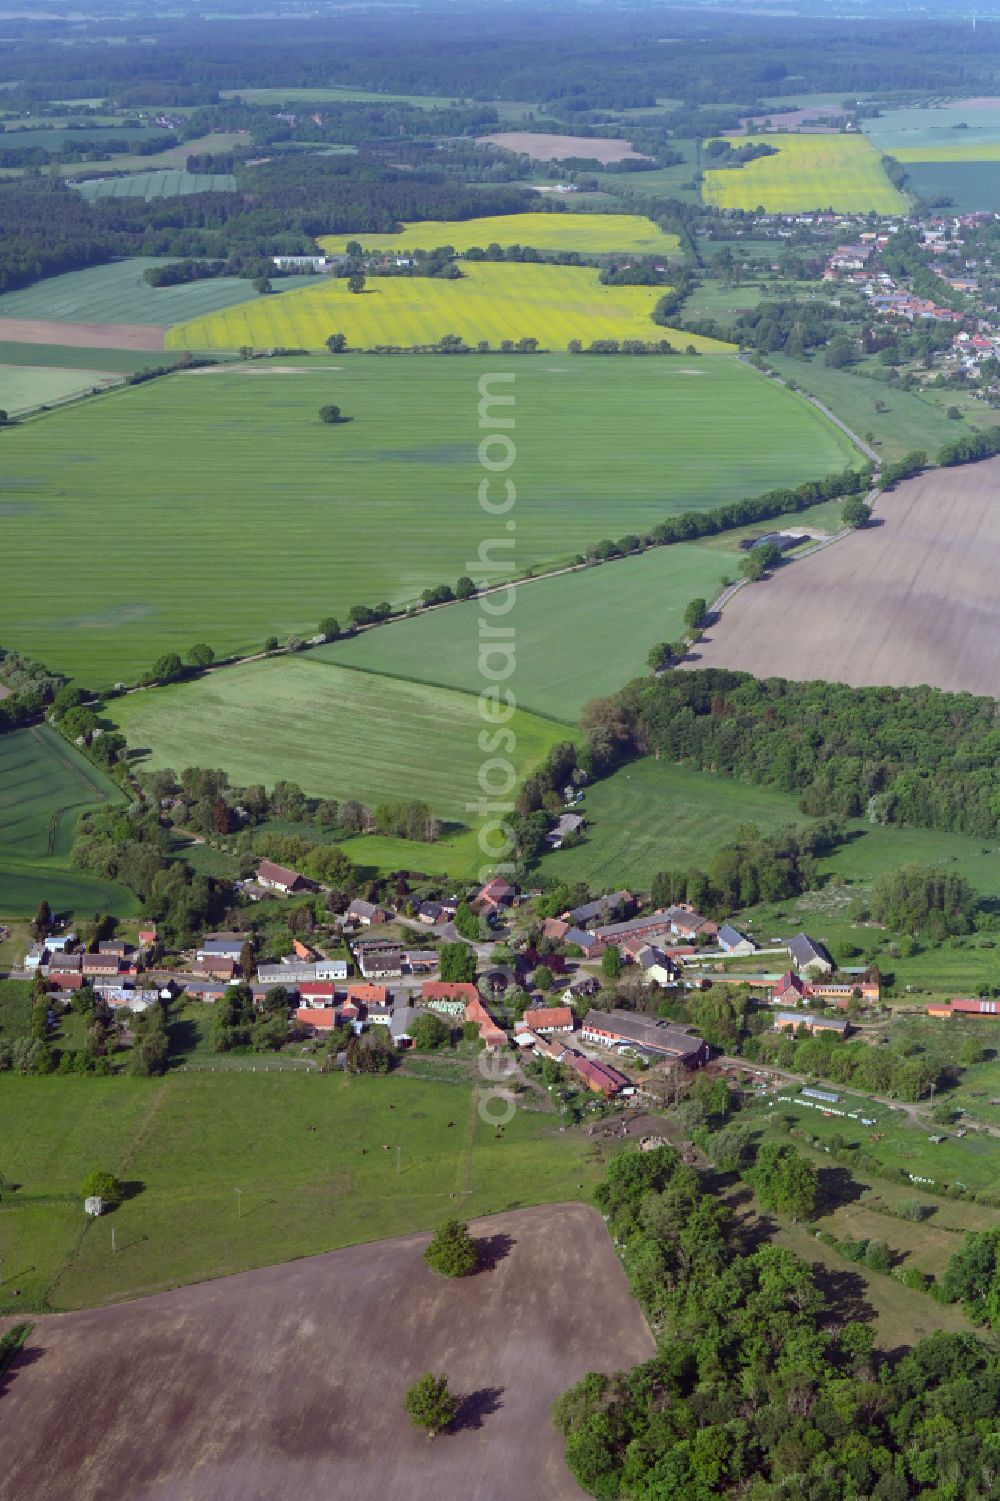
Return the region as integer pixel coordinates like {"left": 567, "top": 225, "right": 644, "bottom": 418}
{"left": 111, "top": 1226, "right": 116, "bottom": 1256}
{"left": 395, "top": 1145, "right": 401, "bottom": 1177}
{"left": 234, "top": 1187, "right": 242, "bottom": 1219}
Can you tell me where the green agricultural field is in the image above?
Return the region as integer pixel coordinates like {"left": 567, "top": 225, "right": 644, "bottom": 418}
{"left": 220, "top": 85, "right": 466, "bottom": 108}
{"left": 863, "top": 104, "right": 1000, "bottom": 156}
{"left": 900, "top": 160, "right": 1000, "bottom": 212}
{"left": 0, "top": 363, "right": 122, "bottom": 415}
{"left": 595, "top": 143, "right": 700, "bottom": 203}
{"left": 55, "top": 131, "right": 247, "bottom": 178}
{"left": 0, "top": 125, "right": 166, "bottom": 153}
{"left": 0, "top": 258, "right": 326, "bottom": 328}
{"left": 318, "top": 212, "right": 681, "bottom": 256}
{"left": 72, "top": 170, "right": 236, "bottom": 201}
{"left": 701, "top": 134, "right": 906, "bottom": 214}
{"left": 0, "top": 724, "right": 136, "bottom": 918}
{"left": 542, "top": 755, "right": 1000, "bottom": 899}
{"left": 0, "top": 355, "right": 856, "bottom": 685}
{"left": 110, "top": 657, "right": 569, "bottom": 822}
{"left": 763, "top": 353, "right": 985, "bottom": 464}
{"left": 318, "top": 542, "right": 741, "bottom": 723}
{"left": 167, "top": 261, "right": 724, "bottom": 353}
{"left": 0, "top": 1071, "right": 603, "bottom": 1311}
{"left": 0, "top": 341, "right": 181, "bottom": 372}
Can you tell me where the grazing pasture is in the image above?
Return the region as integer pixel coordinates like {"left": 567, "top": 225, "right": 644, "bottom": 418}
{"left": 0, "top": 363, "right": 121, "bottom": 414}
{"left": 72, "top": 169, "right": 236, "bottom": 200}
{"left": 168, "top": 262, "right": 724, "bottom": 352}
{"left": 701, "top": 134, "right": 906, "bottom": 213}
{"left": 318, "top": 542, "right": 741, "bottom": 723}
{"left": 0, "top": 1203, "right": 649, "bottom": 1501}
{"left": 0, "top": 257, "right": 322, "bottom": 328}
{"left": 0, "top": 725, "right": 135, "bottom": 917}
{"left": 110, "top": 657, "right": 568, "bottom": 819}
{"left": 0, "top": 356, "right": 853, "bottom": 683}
{"left": 0, "top": 1072, "right": 606, "bottom": 1313}
{"left": 690, "top": 457, "right": 1000, "bottom": 697}
{"left": 318, "top": 211, "right": 679, "bottom": 255}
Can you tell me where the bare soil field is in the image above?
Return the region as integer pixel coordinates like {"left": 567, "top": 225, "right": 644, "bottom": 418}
{"left": 477, "top": 130, "right": 651, "bottom": 162}
{"left": 0, "top": 318, "right": 164, "bottom": 351}
{"left": 688, "top": 458, "right": 1000, "bottom": 695}
{"left": 0, "top": 1203, "right": 652, "bottom": 1501}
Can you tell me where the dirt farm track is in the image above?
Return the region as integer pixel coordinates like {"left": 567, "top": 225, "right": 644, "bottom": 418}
{"left": 0, "top": 1204, "right": 653, "bottom": 1501}
{"left": 690, "top": 456, "right": 1000, "bottom": 695}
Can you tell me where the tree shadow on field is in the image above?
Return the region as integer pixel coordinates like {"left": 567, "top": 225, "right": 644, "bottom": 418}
{"left": 475, "top": 1232, "right": 514, "bottom": 1271}
{"left": 807, "top": 1263, "right": 876, "bottom": 1329}
{"left": 815, "top": 1165, "right": 866, "bottom": 1217}
{"left": 452, "top": 1385, "right": 505, "bottom": 1432}
{"left": 0, "top": 1340, "right": 43, "bottom": 1401}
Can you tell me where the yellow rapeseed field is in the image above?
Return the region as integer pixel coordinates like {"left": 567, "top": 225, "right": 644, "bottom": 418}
{"left": 166, "top": 261, "right": 732, "bottom": 353}
{"left": 318, "top": 211, "right": 680, "bottom": 256}
{"left": 701, "top": 134, "right": 907, "bottom": 214}
{"left": 890, "top": 141, "right": 1000, "bottom": 162}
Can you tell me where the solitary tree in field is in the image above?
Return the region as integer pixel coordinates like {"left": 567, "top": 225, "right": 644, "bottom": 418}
{"left": 326, "top": 332, "right": 347, "bottom": 353}
{"left": 252, "top": 276, "right": 272, "bottom": 294}
{"left": 33, "top": 900, "right": 52, "bottom": 939}
{"left": 319, "top": 405, "right": 346, "bottom": 424}
{"left": 187, "top": 642, "right": 215, "bottom": 668}
{"left": 424, "top": 1218, "right": 480, "bottom": 1278}
{"left": 81, "top": 1170, "right": 122, "bottom": 1203}
{"left": 0, "top": 409, "right": 8, "bottom": 426}
{"left": 404, "top": 1373, "right": 459, "bottom": 1436}
{"left": 347, "top": 272, "right": 366, "bottom": 295}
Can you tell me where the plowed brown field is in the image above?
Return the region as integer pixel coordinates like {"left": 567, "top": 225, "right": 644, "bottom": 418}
{"left": 689, "top": 458, "right": 1000, "bottom": 695}
{"left": 0, "top": 318, "right": 164, "bottom": 350}
{"left": 0, "top": 1203, "right": 652, "bottom": 1501}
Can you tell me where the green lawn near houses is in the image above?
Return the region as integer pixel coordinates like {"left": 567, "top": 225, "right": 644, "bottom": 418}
{"left": 0, "top": 1071, "right": 604, "bottom": 1312}
{"left": 0, "top": 355, "right": 857, "bottom": 686}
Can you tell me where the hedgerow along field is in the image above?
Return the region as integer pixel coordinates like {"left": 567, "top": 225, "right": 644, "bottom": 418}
{"left": 318, "top": 541, "right": 742, "bottom": 723}
{"left": 0, "top": 356, "right": 857, "bottom": 685}
{"left": 701, "top": 134, "right": 907, "bottom": 213}
{"left": 318, "top": 211, "right": 681, "bottom": 255}
{"left": 0, "top": 257, "right": 325, "bottom": 328}
{"left": 0, "top": 725, "right": 137, "bottom": 918}
{"left": 109, "top": 656, "right": 570, "bottom": 822}
{"left": 0, "top": 1070, "right": 605, "bottom": 1312}
{"left": 167, "top": 261, "right": 728, "bottom": 353}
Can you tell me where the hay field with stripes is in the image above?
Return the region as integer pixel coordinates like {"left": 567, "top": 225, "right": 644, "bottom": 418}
{"left": 166, "top": 261, "right": 729, "bottom": 352}
{"left": 701, "top": 134, "right": 907, "bottom": 213}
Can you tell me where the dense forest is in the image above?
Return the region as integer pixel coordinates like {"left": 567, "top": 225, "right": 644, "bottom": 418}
{"left": 2, "top": 9, "right": 998, "bottom": 108}
{"left": 583, "top": 669, "right": 1000, "bottom": 839}
{"left": 555, "top": 1146, "right": 1000, "bottom": 1499}
{"left": 0, "top": 165, "right": 538, "bottom": 291}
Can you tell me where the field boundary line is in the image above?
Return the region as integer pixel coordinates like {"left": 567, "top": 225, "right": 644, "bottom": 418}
{"left": 296, "top": 657, "right": 579, "bottom": 730}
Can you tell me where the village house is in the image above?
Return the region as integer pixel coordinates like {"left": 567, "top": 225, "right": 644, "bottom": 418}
{"left": 772, "top": 971, "right": 809, "bottom": 1006}
{"left": 787, "top": 932, "right": 834, "bottom": 975}
{"left": 567, "top": 891, "right": 633, "bottom": 926}
{"left": 928, "top": 997, "right": 1000, "bottom": 1018}
{"left": 48, "top": 971, "right": 85, "bottom": 991}
{"left": 82, "top": 952, "right": 123, "bottom": 978}
{"left": 595, "top": 912, "right": 675, "bottom": 945}
{"left": 193, "top": 954, "right": 237, "bottom": 981}
{"left": 774, "top": 1011, "right": 850, "bottom": 1038}
{"left": 546, "top": 812, "right": 584, "bottom": 849}
{"left": 45, "top": 932, "right": 76, "bottom": 954}
{"left": 521, "top": 1005, "right": 575, "bottom": 1034}
{"left": 581, "top": 1009, "right": 709, "bottom": 1066}
{"left": 294, "top": 1006, "right": 343, "bottom": 1035}
{"left": 354, "top": 941, "right": 404, "bottom": 979}
{"left": 417, "top": 901, "right": 444, "bottom": 925}
{"left": 474, "top": 876, "right": 516, "bottom": 915}
{"left": 567, "top": 1052, "right": 631, "bottom": 1098}
{"left": 635, "top": 946, "right": 679, "bottom": 987}
{"left": 257, "top": 958, "right": 349, "bottom": 985}
{"left": 197, "top": 933, "right": 246, "bottom": 964}
{"left": 255, "top": 859, "right": 309, "bottom": 895}
{"left": 390, "top": 1005, "right": 421, "bottom": 1047}
{"left": 422, "top": 980, "right": 479, "bottom": 1015}
{"left": 465, "top": 994, "right": 507, "bottom": 1049}
{"left": 563, "top": 926, "right": 604, "bottom": 959}
{"left": 98, "top": 940, "right": 130, "bottom": 959}
{"left": 717, "top": 923, "right": 755, "bottom": 956}
{"left": 138, "top": 925, "right": 157, "bottom": 949}
{"left": 405, "top": 950, "right": 438, "bottom": 975}
{"left": 346, "top": 899, "right": 391, "bottom": 927}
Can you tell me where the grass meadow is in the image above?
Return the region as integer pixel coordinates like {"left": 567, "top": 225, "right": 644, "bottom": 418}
{"left": 0, "top": 1071, "right": 604, "bottom": 1311}
{"left": 0, "top": 725, "right": 137, "bottom": 918}
{"left": 110, "top": 657, "right": 571, "bottom": 820}
{"left": 0, "top": 258, "right": 325, "bottom": 328}
{"left": 764, "top": 353, "right": 985, "bottom": 464}
{"left": 541, "top": 755, "right": 1000, "bottom": 905}
{"left": 701, "top": 134, "right": 907, "bottom": 213}
{"left": 167, "top": 262, "right": 729, "bottom": 353}
{"left": 317, "top": 542, "right": 741, "bottom": 723}
{"left": 318, "top": 212, "right": 681, "bottom": 256}
{"left": 72, "top": 171, "right": 237, "bottom": 201}
{"left": 0, "top": 356, "right": 855, "bottom": 684}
